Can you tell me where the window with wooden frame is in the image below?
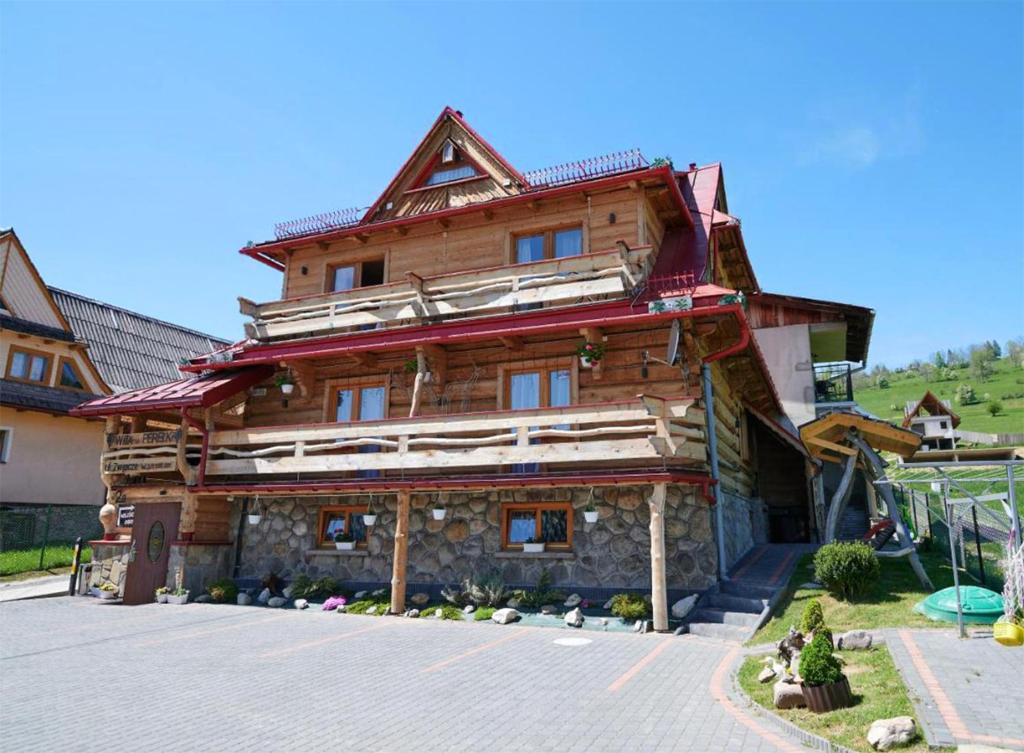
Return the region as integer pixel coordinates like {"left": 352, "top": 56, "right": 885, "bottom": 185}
{"left": 326, "top": 379, "right": 389, "bottom": 424}
{"left": 513, "top": 225, "right": 584, "bottom": 264}
{"left": 503, "top": 366, "right": 572, "bottom": 413}
{"left": 325, "top": 257, "right": 387, "bottom": 294}
{"left": 56, "top": 356, "right": 87, "bottom": 391}
{"left": 316, "top": 505, "right": 372, "bottom": 548}
{"left": 6, "top": 346, "right": 51, "bottom": 385}
{"left": 501, "top": 502, "right": 573, "bottom": 550}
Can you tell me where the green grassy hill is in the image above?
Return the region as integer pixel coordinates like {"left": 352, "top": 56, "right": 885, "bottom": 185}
{"left": 854, "top": 357, "right": 1024, "bottom": 435}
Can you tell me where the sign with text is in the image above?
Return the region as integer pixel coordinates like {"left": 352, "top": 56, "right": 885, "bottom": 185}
{"left": 103, "top": 457, "right": 179, "bottom": 475}
{"left": 105, "top": 430, "right": 181, "bottom": 450}
{"left": 116, "top": 505, "right": 135, "bottom": 528}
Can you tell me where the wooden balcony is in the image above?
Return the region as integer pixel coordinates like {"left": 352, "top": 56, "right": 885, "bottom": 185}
{"left": 204, "top": 395, "right": 704, "bottom": 479}
{"left": 239, "top": 244, "right": 653, "bottom": 342}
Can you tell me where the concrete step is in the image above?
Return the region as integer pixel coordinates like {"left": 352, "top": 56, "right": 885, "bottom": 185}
{"left": 685, "top": 621, "right": 751, "bottom": 642}
{"left": 719, "top": 581, "right": 776, "bottom": 601}
{"left": 689, "top": 608, "right": 761, "bottom": 627}
{"left": 705, "top": 592, "right": 766, "bottom": 614}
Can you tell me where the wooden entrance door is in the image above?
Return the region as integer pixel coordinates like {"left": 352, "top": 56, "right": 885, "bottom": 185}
{"left": 122, "top": 502, "right": 181, "bottom": 605}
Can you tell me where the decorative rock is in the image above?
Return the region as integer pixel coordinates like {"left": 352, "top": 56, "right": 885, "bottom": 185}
{"left": 294, "top": 599, "right": 309, "bottom": 610}
{"left": 257, "top": 588, "right": 271, "bottom": 605}
{"left": 354, "top": 590, "right": 368, "bottom": 599}
{"left": 757, "top": 667, "right": 777, "bottom": 683}
{"left": 492, "top": 608, "right": 520, "bottom": 625}
{"left": 838, "top": 630, "right": 873, "bottom": 650}
{"left": 335, "top": 605, "right": 347, "bottom": 613}
{"left": 283, "top": 586, "right": 295, "bottom": 599}
{"left": 366, "top": 605, "right": 378, "bottom": 615}
{"left": 463, "top": 604, "right": 476, "bottom": 614}
{"left": 773, "top": 680, "right": 806, "bottom": 709}
{"left": 599, "top": 618, "right": 609, "bottom": 626}
{"left": 267, "top": 597, "right": 287, "bottom": 608}
{"left": 866, "top": 717, "right": 917, "bottom": 750}
{"left": 410, "top": 592, "right": 430, "bottom": 606}
{"left": 564, "top": 607, "right": 584, "bottom": 628}
{"left": 603, "top": 598, "right": 614, "bottom": 610}
{"left": 237, "top": 593, "right": 252, "bottom": 606}
{"left": 372, "top": 588, "right": 386, "bottom": 597}
{"left": 194, "top": 594, "right": 213, "bottom": 604}
{"left": 540, "top": 604, "right": 557, "bottom": 615}
{"left": 405, "top": 609, "right": 420, "bottom": 618}
{"left": 671, "top": 594, "right": 699, "bottom": 619}
{"left": 506, "top": 597, "right": 520, "bottom": 609}
{"left": 564, "top": 593, "right": 582, "bottom": 608}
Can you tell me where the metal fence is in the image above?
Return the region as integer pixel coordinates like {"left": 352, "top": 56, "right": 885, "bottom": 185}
{"left": 894, "top": 485, "right": 1011, "bottom": 591}
{"left": 0, "top": 504, "right": 102, "bottom": 557}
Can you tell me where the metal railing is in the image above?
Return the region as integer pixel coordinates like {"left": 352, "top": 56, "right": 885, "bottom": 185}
{"left": 274, "top": 206, "right": 365, "bottom": 240}
{"left": 814, "top": 363, "right": 854, "bottom": 403}
{"left": 523, "top": 149, "right": 649, "bottom": 188}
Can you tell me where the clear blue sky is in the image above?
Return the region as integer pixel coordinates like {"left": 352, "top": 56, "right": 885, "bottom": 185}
{"left": 1, "top": 2, "right": 1021, "bottom": 367}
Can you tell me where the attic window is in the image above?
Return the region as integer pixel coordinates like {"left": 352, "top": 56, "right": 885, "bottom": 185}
{"left": 441, "top": 140, "right": 456, "bottom": 164}
{"left": 425, "top": 164, "right": 477, "bottom": 186}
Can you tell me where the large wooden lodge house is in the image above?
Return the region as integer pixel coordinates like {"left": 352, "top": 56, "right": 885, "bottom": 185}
{"left": 72, "top": 108, "right": 872, "bottom": 628}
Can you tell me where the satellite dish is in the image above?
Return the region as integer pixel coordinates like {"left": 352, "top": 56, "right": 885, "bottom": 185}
{"left": 667, "top": 320, "right": 681, "bottom": 366}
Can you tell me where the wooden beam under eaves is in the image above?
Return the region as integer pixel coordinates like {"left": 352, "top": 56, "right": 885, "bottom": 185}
{"left": 499, "top": 336, "right": 524, "bottom": 351}
{"left": 417, "top": 343, "right": 447, "bottom": 387}
{"left": 352, "top": 352, "right": 379, "bottom": 369}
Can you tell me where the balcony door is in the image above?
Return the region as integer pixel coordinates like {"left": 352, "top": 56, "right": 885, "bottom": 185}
{"left": 507, "top": 368, "right": 571, "bottom": 473}
{"left": 331, "top": 383, "right": 387, "bottom": 478}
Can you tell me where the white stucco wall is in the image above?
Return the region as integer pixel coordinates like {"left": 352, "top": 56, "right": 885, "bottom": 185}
{"left": 752, "top": 324, "right": 816, "bottom": 427}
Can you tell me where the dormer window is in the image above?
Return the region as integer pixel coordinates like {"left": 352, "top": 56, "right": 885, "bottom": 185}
{"left": 425, "top": 164, "right": 477, "bottom": 186}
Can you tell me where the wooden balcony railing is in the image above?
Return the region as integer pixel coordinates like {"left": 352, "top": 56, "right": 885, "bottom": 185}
{"left": 239, "top": 245, "right": 653, "bottom": 342}
{"left": 204, "top": 395, "right": 704, "bottom": 478}
{"left": 101, "top": 427, "right": 198, "bottom": 482}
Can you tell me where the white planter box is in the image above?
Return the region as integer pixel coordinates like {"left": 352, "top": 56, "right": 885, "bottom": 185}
{"left": 522, "top": 542, "right": 546, "bottom": 554}
{"left": 335, "top": 541, "right": 356, "bottom": 551}
{"left": 94, "top": 588, "right": 118, "bottom": 600}
{"left": 431, "top": 508, "right": 446, "bottom": 521}
{"left": 155, "top": 592, "right": 168, "bottom": 603}
{"left": 166, "top": 593, "right": 189, "bottom": 605}
{"left": 584, "top": 510, "right": 599, "bottom": 524}
{"left": 362, "top": 514, "right": 377, "bottom": 526}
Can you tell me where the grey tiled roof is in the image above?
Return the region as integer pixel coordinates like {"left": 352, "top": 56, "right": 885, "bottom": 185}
{"left": 0, "top": 379, "right": 100, "bottom": 414}
{"left": 48, "top": 288, "right": 230, "bottom": 393}
{"left": 0, "top": 313, "right": 75, "bottom": 343}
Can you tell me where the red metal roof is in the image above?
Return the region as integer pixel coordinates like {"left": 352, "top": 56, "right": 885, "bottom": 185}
{"left": 70, "top": 366, "right": 273, "bottom": 417}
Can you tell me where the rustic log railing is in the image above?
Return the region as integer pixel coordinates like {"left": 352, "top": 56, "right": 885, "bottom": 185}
{"left": 239, "top": 245, "right": 653, "bottom": 342}
{"left": 204, "top": 395, "right": 704, "bottom": 478}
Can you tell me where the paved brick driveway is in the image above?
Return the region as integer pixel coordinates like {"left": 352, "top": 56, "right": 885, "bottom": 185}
{"left": 1, "top": 597, "right": 806, "bottom": 753}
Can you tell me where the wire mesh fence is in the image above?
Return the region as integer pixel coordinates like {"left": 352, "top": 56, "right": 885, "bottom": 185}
{"left": 894, "top": 484, "right": 1014, "bottom": 591}
{"left": 0, "top": 504, "right": 102, "bottom": 574}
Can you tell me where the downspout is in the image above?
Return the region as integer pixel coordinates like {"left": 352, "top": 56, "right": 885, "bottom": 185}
{"left": 702, "top": 363, "right": 728, "bottom": 581}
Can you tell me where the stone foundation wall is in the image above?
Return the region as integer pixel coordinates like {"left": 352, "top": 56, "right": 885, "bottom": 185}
{"left": 719, "top": 491, "right": 757, "bottom": 572}
{"left": 88, "top": 542, "right": 130, "bottom": 596}
{"left": 167, "top": 544, "right": 234, "bottom": 595}
{"left": 237, "top": 484, "right": 716, "bottom": 593}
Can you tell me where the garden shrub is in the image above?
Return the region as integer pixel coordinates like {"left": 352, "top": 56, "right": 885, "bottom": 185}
{"left": 514, "top": 569, "right": 565, "bottom": 608}
{"left": 441, "top": 572, "right": 507, "bottom": 607}
{"left": 799, "top": 631, "right": 843, "bottom": 686}
{"left": 206, "top": 578, "right": 238, "bottom": 603}
{"left": 800, "top": 599, "right": 825, "bottom": 634}
{"left": 289, "top": 575, "right": 340, "bottom": 600}
{"left": 610, "top": 592, "right": 649, "bottom": 620}
{"left": 813, "top": 542, "right": 880, "bottom": 600}
{"left": 474, "top": 606, "right": 496, "bottom": 621}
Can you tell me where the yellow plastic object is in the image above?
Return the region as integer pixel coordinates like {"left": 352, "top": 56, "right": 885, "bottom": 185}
{"left": 993, "top": 622, "right": 1024, "bottom": 647}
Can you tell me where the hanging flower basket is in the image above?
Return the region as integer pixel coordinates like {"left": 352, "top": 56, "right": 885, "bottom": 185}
{"left": 247, "top": 513, "right": 262, "bottom": 525}
{"left": 280, "top": 383, "right": 295, "bottom": 395}
{"left": 584, "top": 509, "right": 599, "bottom": 524}
{"left": 431, "top": 507, "right": 446, "bottom": 521}
{"left": 576, "top": 341, "right": 605, "bottom": 369}
{"left": 363, "top": 513, "right": 377, "bottom": 526}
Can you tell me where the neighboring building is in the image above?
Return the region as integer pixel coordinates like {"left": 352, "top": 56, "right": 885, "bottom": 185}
{"left": 0, "top": 229, "right": 228, "bottom": 547}
{"left": 903, "top": 391, "right": 960, "bottom": 450}
{"left": 72, "top": 108, "right": 870, "bottom": 630}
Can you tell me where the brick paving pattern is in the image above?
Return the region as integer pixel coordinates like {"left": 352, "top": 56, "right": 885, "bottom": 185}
{"left": 888, "top": 628, "right": 1024, "bottom": 750}
{"left": 1, "top": 597, "right": 805, "bottom": 753}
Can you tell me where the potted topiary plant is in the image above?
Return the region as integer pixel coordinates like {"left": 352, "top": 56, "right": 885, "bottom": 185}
{"left": 522, "top": 537, "right": 545, "bottom": 554}
{"left": 155, "top": 586, "right": 169, "bottom": 603}
{"left": 799, "top": 631, "right": 852, "bottom": 712}
{"left": 583, "top": 503, "right": 599, "bottom": 524}
{"left": 334, "top": 531, "right": 356, "bottom": 551}
{"left": 576, "top": 341, "right": 605, "bottom": 369}
{"left": 275, "top": 373, "right": 295, "bottom": 395}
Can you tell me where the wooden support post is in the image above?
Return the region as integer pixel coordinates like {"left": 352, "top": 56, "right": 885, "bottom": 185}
{"left": 408, "top": 349, "right": 428, "bottom": 418}
{"left": 176, "top": 415, "right": 192, "bottom": 484}
{"left": 649, "top": 483, "right": 669, "bottom": 632}
{"left": 390, "top": 491, "right": 411, "bottom": 615}
{"left": 824, "top": 449, "right": 859, "bottom": 543}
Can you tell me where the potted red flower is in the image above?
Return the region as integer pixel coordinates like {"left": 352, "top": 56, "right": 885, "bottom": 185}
{"left": 576, "top": 341, "right": 605, "bottom": 369}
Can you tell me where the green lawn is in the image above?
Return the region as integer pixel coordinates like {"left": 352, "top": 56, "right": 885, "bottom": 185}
{"left": 739, "top": 647, "right": 931, "bottom": 753}
{"left": 0, "top": 544, "right": 90, "bottom": 577}
{"left": 750, "top": 548, "right": 955, "bottom": 645}
{"left": 854, "top": 357, "right": 1024, "bottom": 436}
